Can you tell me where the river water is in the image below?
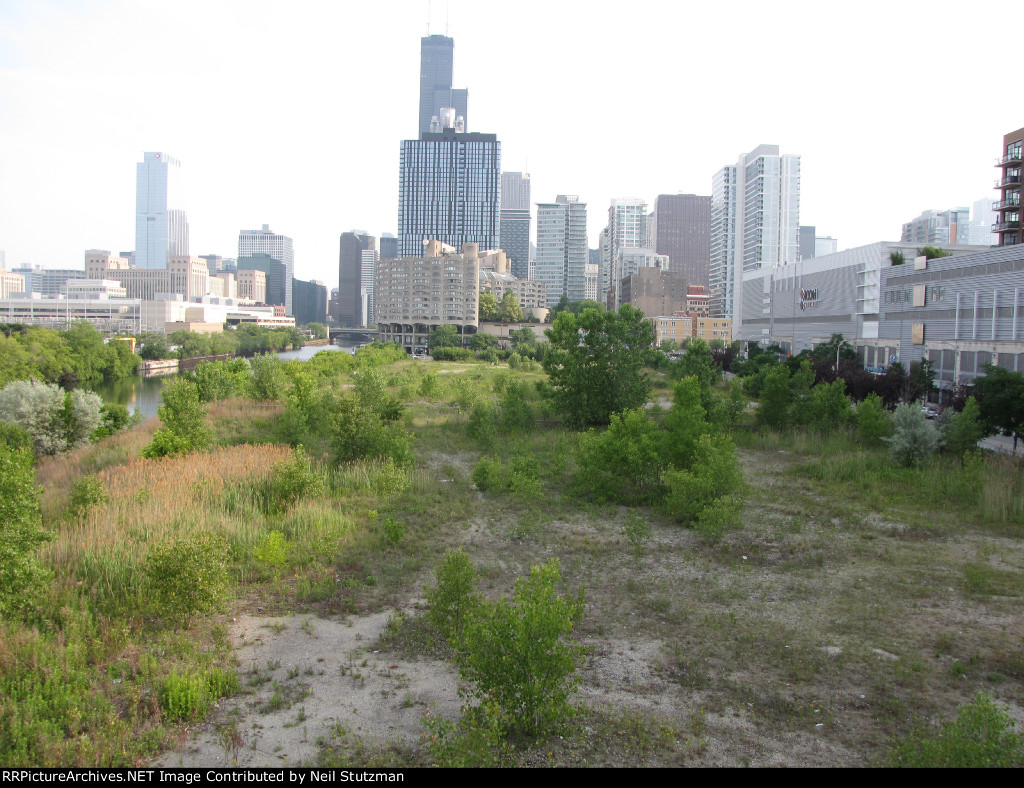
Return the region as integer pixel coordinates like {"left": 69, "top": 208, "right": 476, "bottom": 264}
{"left": 85, "top": 340, "right": 358, "bottom": 420}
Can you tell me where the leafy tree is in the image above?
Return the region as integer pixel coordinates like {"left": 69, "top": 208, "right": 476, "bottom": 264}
{"left": 756, "top": 364, "right": 793, "bottom": 429}
{"left": 509, "top": 326, "right": 538, "bottom": 350}
{"left": 142, "top": 379, "right": 212, "bottom": 458}
{"left": 498, "top": 290, "right": 524, "bottom": 323}
{"left": 575, "top": 408, "right": 665, "bottom": 504}
{"left": 468, "top": 333, "right": 500, "bottom": 351}
{"left": 498, "top": 380, "right": 535, "bottom": 433}
{"left": 973, "top": 365, "right": 1024, "bottom": 454}
{"left": 942, "top": 397, "right": 987, "bottom": 458}
{"left": 427, "top": 547, "right": 481, "bottom": 642}
{"left": 478, "top": 291, "right": 499, "bottom": 322}
{"left": 659, "top": 338, "right": 679, "bottom": 353}
{"left": 910, "top": 359, "right": 936, "bottom": 400}
{"left": 248, "top": 354, "right": 288, "bottom": 401}
{"left": 0, "top": 335, "right": 34, "bottom": 387}
{"left": 855, "top": 392, "right": 891, "bottom": 446}
{"left": 429, "top": 324, "right": 461, "bottom": 351}
{"left": 807, "top": 378, "right": 854, "bottom": 431}
{"left": 306, "top": 322, "right": 327, "bottom": 339}
{"left": 326, "top": 393, "right": 414, "bottom": 467}
{"left": 885, "top": 403, "right": 940, "bottom": 467}
{"left": 670, "top": 338, "right": 718, "bottom": 391}
{"left": 662, "top": 433, "right": 744, "bottom": 525}
{"left": 138, "top": 333, "right": 171, "bottom": 361}
{"left": 0, "top": 380, "right": 101, "bottom": 455}
{"left": 190, "top": 358, "right": 251, "bottom": 403}
{"left": 0, "top": 443, "right": 53, "bottom": 620}
{"left": 541, "top": 305, "right": 657, "bottom": 428}
{"left": 456, "top": 559, "right": 585, "bottom": 736}
{"left": 662, "top": 376, "right": 710, "bottom": 470}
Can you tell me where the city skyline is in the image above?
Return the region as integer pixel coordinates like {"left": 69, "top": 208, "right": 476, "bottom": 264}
{"left": 0, "top": 1, "right": 1015, "bottom": 287}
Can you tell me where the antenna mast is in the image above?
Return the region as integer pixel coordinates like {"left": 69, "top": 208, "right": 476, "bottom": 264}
{"left": 427, "top": 0, "right": 431, "bottom": 34}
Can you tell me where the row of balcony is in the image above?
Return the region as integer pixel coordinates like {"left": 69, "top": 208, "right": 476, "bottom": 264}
{"left": 995, "top": 173, "right": 1021, "bottom": 188}
{"left": 992, "top": 219, "right": 1020, "bottom": 233}
{"left": 993, "top": 195, "right": 1021, "bottom": 211}
{"left": 996, "top": 151, "right": 1023, "bottom": 167}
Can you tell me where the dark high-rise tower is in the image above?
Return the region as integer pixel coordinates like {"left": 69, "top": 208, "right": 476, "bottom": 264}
{"left": 418, "top": 35, "right": 468, "bottom": 136}
{"left": 338, "top": 231, "right": 376, "bottom": 328}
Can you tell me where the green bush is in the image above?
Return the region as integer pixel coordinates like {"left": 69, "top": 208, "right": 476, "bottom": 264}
{"left": 422, "top": 702, "right": 514, "bottom": 768}
{"left": 466, "top": 400, "right": 496, "bottom": 444}
{"left": 426, "top": 547, "right": 480, "bottom": 642}
{"left": 262, "top": 446, "right": 325, "bottom": 514}
{"left": 662, "top": 434, "right": 743, "bottom": 524}
{"left": 160, "top": 666, "right": 240, "bottom": 722}
{"left": 253, "top": 530, "right": 289, "bottom": 570}
{"left": 457, "top": 559, "right": 585, "bottom": 736}
{"left": 419, "top": 372, "right": 440, "bottom": 398}
{"left": 431, "top": 347, "right": 473, "bottom": 362}
{"left": 942, "top": 397, "right": 985, "bottom": 458}
{"left": 499, "top": 380, "right": 535, "bottom": 433}
{"left": 887, "top": 693, "right": 1024, "bottom": 767}
{"left": 575, "top": 409, "right": 665, "bottom": 504}
{"left": 855, "top": 392, "right": 891, "bottom": 446}
{"left": 248, "top": 354, "right": 288, "bottom": 401}
{"left": 886, "top": 403, "right": 940, "bottom": 467}
{"left": 695, "top": 494, "right": 743, "bottom": 543}
{"left": 327, "top": 394, "right": 414, "bottom": 467}
{"left": 67, "top": 474, "right": 109, "bottom": 521}
{"left": 142, "top": 379, "right": 212, "bottom": 458}
{"left": 145, "top": 532, "right": 230, "bottom": 627}
{"left": 0, "top": 443, "right": 53, "bottom": 620}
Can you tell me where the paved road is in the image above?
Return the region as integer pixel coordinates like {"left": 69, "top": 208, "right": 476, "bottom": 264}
{"left": 979, "top": 433, "right": 1020, "bottom": 456}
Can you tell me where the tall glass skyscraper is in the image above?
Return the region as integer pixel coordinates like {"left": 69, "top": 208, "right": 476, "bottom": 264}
{"left": 398, "top": 129, "right": 501, "bottom": 258}
{"left": 418, "top": 35, "right": 468, "bottom": 136}
{"left": 709, "top": 144, "right": 800, "bottom": 333}
{"left": 135, "top": 152, "right": 188, "bottom": 269}
{"left": 500, "top": 172, "right": 531, "bottom": 279}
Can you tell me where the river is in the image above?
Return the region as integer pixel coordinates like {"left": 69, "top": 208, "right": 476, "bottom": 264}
{"left": 86, "top": 340, "right": 360, "bottom": 420}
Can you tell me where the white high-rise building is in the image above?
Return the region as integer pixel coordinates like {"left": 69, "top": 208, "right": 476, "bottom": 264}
{"left": 607, "top": 198, "right": 648, "bottom": 309}
{"left": 709, "top": 144, "right": 800, "bottom": 335}
{"left": 360, "top": 248, "right": 379, "bottom": 327}
{"left": 135, "top": 152, "right": 188, "bottom": 269}
{"left": 535, "top": 195, "right": 588, "bottom": 307}
{"left": 239, "top": 224, "right": 295, "bottom": 315}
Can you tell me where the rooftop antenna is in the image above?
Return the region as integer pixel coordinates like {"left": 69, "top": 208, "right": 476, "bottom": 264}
{"left": 445, "top": 0, "right": 449, "bottom": 35}
{"left": 427, "top": 0, "right": 431, "bottom": 34}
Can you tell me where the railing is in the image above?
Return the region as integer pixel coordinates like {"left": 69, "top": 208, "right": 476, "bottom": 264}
{"left": 996, "top": 174, "right": 1021, "bottom": 188}
{"left": 993, "top": 196, "right": 1021, "bottom": 211}
{"left": 992, "top": 219, "right": 1020, "bottom": 232}
{"left": 996, "top": 151, "right": 1023, "bottom": 166}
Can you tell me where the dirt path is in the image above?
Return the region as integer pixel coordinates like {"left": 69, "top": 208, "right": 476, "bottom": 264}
{"left": 153, "top": 611, "right": 461, "bottom": 768}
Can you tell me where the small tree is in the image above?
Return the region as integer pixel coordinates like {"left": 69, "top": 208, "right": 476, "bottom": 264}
{"left": 427, "top": 548, "right": 480, "bottom": 642}
{"left": 498, "top": 291, "right": 524, "bottom": 323}
{"left": 885, "top": 403, "right": 940, "bottom": 467}
{"left": 0, "top": 444, "right": 53, "bottom": 619}
{"left": 542, "top": 305, "right": 656, "bottom": 428}
{"left": 575, "top": 409, "right": 665, "bottom": 504}
{"left": 428, "top": 324, "right": 461, "bottom": 351}
{"left": 306, "top": 322, "right": 327, "bottom": 339}
{"left": 974, "top": 365, "right": 1024, "bottom": 454}
{"left": 142, "top": 379, "right": 212, "bottom": 458}
{"left": 457, "top": 559, "right": 585, "bottom": 736}
{"left": 942, "top": 397, "right": 986, "bottom": 458}
{"left": 855, "top": 392, "right": 891, "bottom": 446}
{"left": 145, "top": 532, "right": 229, "bottom": 627}
{"left": 0, "top": 380, "right": 101, "bottom": 455}
{"left": 662, "top": 376, "right": 710, "bottom": 469}
{"left": 478, "top": 291, "right": 499, "bottom": 322}
{"left": 756, "top": 364, "right": 793, "bottom": 429}
{"left": 248, "top": 354, "right": 288, "bottom": 401}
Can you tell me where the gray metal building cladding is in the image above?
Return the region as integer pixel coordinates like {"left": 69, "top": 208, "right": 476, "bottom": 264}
{"left": 500, "top": 209, "right": 530, "bottom": 279}
{"left": 397, "top": 131, "right": 501, "bottom": 259}
{"left": 338, "top": 232, "right": 375, "bottom": 328}
{"left": 418, "top": 35, "right": 467, "bottom": 135}
{"left": 879, "top": 244, "right": 1024, "bottom": 384}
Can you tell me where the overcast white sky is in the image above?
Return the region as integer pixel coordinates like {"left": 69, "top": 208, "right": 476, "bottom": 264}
{"left": 0, "top": 0, "right": 1018, "bottom": 286}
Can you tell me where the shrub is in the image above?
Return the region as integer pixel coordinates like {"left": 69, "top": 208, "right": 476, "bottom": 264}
{"left": 0, "top": 421, "right": 33, "bottom": 453}
{"left": 423, "top": 703, "right": 513, "bottom": 768}
{"left": 807, "top": 378, "right": 853, "bottom": 431}
{"left": 695, "top": 494, "right": 743, "bottom": 543}
{"left": 145, "top": 531, "right": 230, "bottom": 627}
{"left": 160, "top": 666, "right": 240, "bottom": 722}
{"left": 575, "top": 409, "right": 665, "bottom": 504}
{"left": 67, "top": 474, "right": 109, "bottom": 521}
{"left": 942, "top": 397, "right": 985, "bottom": 458}
{"left": 498, "top": 381, "right": 534, "bottom": 433}
{"left": 471, "top": 456, "right": 503, "bottom": 492}
{"left": 755, "top": 364, "right": 793, "bottom": 430}
{"left": 419, "top": 372, "right": 440, "bottom": 398}
{"left": 93, "top": 402, "right": 137, "bottom": 440}
{"left": 431, "top": 347, "right": 473, "bottom": 362}
{"left": 252, "top": 530, "right": 289, "bottom": 571}
{"left": 143, "top": 378, "right": 212, "bottom": 458}
{"left": 327, "top": 394, "right": 414, "bottom": 467}
{"left": 0, "top": 380, "right": 102, "bottom": 455}
{"left": 856, "top": 392, "right": 891, "bottom": 446}
{"left": 662, "top": 434, "right": 743, "bottom": 523}
{"left": 887, "top": 693, "right": 1024, "bottom": 767}
{"left": 885, "top": 403, "right": 940, "bottom": 467}
{"left": 0, "top": 443, "right": 53, "bottom": 620}
{"left": 662, "top": 376, "right": 710, "bottom": 470}
{"left": 262, "top": 447, "right": 325, "bottom": 514}
{"left": 466, "top": 400, "right": 496, "bottom": 444}
{"left": 248, "top": 354, "right": 288, "bottom": 401}
{"left": 457, "top": 559, "right": 585, "bottom": 736}
{"left": 426, "top": 547, "right": 480, "bottom": 642}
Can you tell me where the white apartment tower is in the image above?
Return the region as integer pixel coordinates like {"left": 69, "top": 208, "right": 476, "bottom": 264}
{"left": 606, "top": 198, "right": 648, "bottom": 309}
{"left": 239, "top": 225, "right": 295, "bottom": 315}
{"left": 709, "top": 144, "right": 800, "bottom": 335}
{"left": 535, "top": 195, "right": 588, "bottom": 307}
{"left": 135, "top": 152, "right": 188, "bottom": 269}
{"left": 360, "top": 247, "right": 379, "bottom": 327}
